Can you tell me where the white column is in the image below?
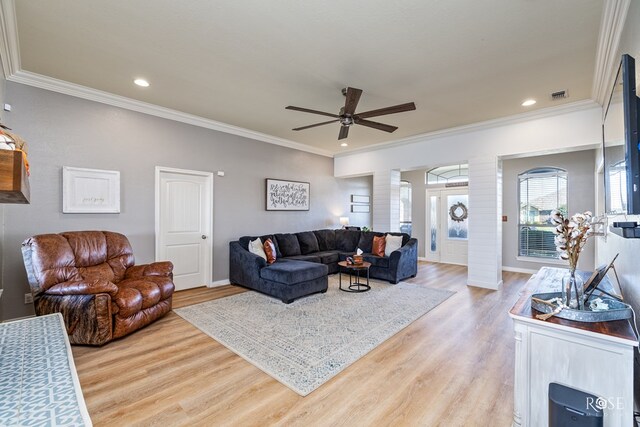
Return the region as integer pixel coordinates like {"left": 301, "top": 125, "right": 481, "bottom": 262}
{"left": 467, "top": 156, "right": 503, "bottom": 289}
{"left": 372, "top": 169, "right": 401, "bottom": 232}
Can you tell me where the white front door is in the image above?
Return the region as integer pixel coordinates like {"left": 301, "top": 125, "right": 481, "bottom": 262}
{"left": 156, "top": 167, "right": 213, "bottom": 291}
{"left": 426, "top": 188, "right": 469, "bottom": 266}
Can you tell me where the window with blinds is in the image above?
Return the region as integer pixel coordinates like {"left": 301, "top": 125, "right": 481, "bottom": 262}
{"left": 518, "top": 167, "right": 567, "bottom": 259}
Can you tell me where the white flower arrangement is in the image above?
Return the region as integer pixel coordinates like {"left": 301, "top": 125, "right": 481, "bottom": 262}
{"left": 550, "top": 209, "right": 594, "bottom": 270}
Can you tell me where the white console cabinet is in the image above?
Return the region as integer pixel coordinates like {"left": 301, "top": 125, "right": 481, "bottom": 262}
{"left": 509, "top": 267, "right": 637, "bottom": 427}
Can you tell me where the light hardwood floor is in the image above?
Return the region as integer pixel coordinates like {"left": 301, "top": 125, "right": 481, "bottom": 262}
{"left": 71, "top": 262, "right": 530, "bottom": 426}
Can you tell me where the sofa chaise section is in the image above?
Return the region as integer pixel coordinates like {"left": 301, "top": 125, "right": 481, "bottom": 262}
{"left": 229, "top": 229, "right": 418, "bottom": 303}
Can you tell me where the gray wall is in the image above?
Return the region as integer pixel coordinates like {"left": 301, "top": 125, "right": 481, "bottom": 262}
{"left": 502, "top": 150, "right": 596, "bottom": 272}
{"left": 1, "top": 82, "right": 371, "bottom": 320}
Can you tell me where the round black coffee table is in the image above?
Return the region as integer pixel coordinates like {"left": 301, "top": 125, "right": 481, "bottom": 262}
{"left": 338, "top": 261, "right": 371, "bottom": 293}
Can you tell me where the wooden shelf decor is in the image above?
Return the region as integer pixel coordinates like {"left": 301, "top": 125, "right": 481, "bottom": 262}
{"left": 0, "top": 150, "right": 30, "bottom": 203}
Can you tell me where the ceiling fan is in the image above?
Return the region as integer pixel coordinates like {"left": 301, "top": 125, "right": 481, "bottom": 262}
{"left": 285, "top": 87, "right": 416, "bottom": 140}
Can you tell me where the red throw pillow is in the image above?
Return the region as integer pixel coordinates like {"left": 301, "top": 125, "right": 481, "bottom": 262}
{"left": 372, "top": 235, "right": 386, "bottom": 257}
{"left": 263, "top": 238, "right": 277, "bottom": 264}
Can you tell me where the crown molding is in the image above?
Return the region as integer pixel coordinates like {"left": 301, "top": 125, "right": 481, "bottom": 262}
{"left": 335, "top": 99, "right": 600, "bottom": 158}
{"left": 7, "top": 70, "right": 334, "bottom": 157}
{"left": 0, "top": 0, "right": 20, "bottom": 79}
{"left": 0, "top": 0, "right": 333, "bottom": 158}
{"left": 592, "top": 0, "right": 631, "bottom": 106}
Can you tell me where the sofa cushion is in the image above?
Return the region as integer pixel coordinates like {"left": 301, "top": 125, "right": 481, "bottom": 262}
{"left": 372, "top": 236, "right": 386, "bottom": 257}
{"left": 275, "top": 233, "right": 301, "bottom": 257}
{"left": 363, "top": 254, "right": 390, "bottom": 268}
{"left": 385, "top": 234, "right": 403, "bottom": 256}
{"left": 260, "top": 260, "right": 327, "bottom": 284}
{"left": 248, "top": 237, "right": 267, "bottom": 260}
{"left": 314, "top": 229, "right": 336, "bottom": 251}
{"left": 296, "top": 231, "right": 320, "bottom": 255}
{"left": 264, "top": 238, "right": 277, "bottom": 264}
{"left": 314, "top": 251, "right": 339, "bottom": 264}
{"left": 335, "top": 229, "right": 361, "bottom": 252}
{"left": 283, "top": 255, "right": 321, "bottom": 263}
{"left": 356, "top": 231, "right": 385, "bottom": 253}
{"left": 239, "top": 235, "right": 281, "bottom": 257}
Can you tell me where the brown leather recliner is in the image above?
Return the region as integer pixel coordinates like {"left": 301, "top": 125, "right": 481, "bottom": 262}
{"left": 21, "top": 231, "right": 175, "bottom": 345}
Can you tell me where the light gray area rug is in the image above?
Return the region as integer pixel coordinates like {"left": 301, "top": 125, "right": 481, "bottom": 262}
{"left": 174, "top": 276, "right": 454, "bottom": 396}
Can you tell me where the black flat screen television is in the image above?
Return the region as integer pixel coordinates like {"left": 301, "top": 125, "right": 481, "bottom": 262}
{"left": 603, "top": 54, "right": 640, "bottom": 215}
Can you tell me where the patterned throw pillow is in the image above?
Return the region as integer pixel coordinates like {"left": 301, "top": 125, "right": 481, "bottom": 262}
{"left": 384, "top": 234, "right": 403, "bottom": 257}
{"left": 263, "top": 238, "right": 277, "bottom": 264}
{"left": 372, "top": 235, "right": 386, "bottom": 257}
{"left": 248, "top": 237, "right": 267, "bottom": 261}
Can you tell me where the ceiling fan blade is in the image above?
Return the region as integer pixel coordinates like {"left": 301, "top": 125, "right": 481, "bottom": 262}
{"left": 343, "top": 87, "right": 363, "bottom": 116}
{"left": 354, "top": 118, "right": 398, "bottom": 133}
{"left": 285, "top": 106, "right": 339, "bottom": 118}
{"left": 292, "top": 119, "right": 339, "bottom": 131}
{"left": 338, "top": 125, "right": 350, "bottom": 140}
{"left": 356, "top": 102, "right": 416, "bottom": 119}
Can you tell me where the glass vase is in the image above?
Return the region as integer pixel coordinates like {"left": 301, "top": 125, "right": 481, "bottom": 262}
{"left": 562, "top": 268, "right": 584, "bottom": 310}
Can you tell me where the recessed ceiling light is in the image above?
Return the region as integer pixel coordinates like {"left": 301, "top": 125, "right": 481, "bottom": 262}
{"left": 340, "top": 142, "right": 348, "bottom": 147}
{"left": 134, "top": 78, "right": 150, "bottom": 87}
{"left": 521, "top": 99, "right": 536, "bottom": 107}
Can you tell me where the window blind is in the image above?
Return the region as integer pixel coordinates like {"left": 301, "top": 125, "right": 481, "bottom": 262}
{"left": 518, "top": 168, "right": 567, "bottom": 259}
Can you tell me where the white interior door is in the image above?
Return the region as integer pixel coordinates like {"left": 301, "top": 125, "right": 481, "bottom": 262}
{"left": 426, "top": 188, "right": 469, "bottom": 266}
{"left": 156, "top": 167, "right": 213, "bottom": 291}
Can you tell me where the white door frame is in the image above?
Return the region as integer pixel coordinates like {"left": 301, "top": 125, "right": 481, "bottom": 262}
{"left": 426, "top": 187, "right": 469, "bottom": 266}
{"left": 154, "top": 166, "right": 214, "bottom": 286}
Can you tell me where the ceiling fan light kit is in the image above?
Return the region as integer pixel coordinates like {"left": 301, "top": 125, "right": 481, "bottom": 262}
{"left": 286, "top": 87, "right": 416, "bottom": 141}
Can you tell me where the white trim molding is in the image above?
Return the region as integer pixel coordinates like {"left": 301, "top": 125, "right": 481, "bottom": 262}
{"left": 209, "top": 279, "right": 230, "bottom": 288}
{"left": 592, "top": 0, "right": 631, "bottom": 106}
{"left": 0, "top": 0, "right": 20, "bottom": 79}
{"left": 515, "top": 256, "right": 567, "bottom": 266}
{"left": 0, "top": 0, "right": 333, "bottom": 158}
{"left": 502, "top": 266, "right": 538, "bottom": 275}
{"left": 335, "top": 100, "right": 599, "bottom": 158}
{"left": 468, "top": 279, "right": 503, "bottom": 291}
{"left": 8, "top": 70, "right": 334, "bottom": 158}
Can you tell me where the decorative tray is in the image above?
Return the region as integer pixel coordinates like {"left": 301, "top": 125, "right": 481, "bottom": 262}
{"left": 531, "top": 292, "right": 632, "bottom": 322}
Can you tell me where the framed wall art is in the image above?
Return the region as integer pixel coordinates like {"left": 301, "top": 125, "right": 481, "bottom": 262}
{"left": 351, "top": 204, "right": 370, "bottom": 213}
{"left": 351, "top": 195, "right": 370, "bottom": 204}
{"left": 63, "top": 166, "right": 121, "bottom": 213}
{"left": 266, "top": 178, "right": 310, "bottom": 211}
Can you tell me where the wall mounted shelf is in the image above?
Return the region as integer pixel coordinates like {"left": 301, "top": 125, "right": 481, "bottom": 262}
{"left": 0, "top": 150, "right": 30, "bottom": 204}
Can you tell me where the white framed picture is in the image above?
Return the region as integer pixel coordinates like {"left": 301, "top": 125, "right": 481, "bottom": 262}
{"left": 266, "top": 178, "right": 310, "bottom": 211}
{"left": 63, "top": 166, "right": 120, "bottom": 213}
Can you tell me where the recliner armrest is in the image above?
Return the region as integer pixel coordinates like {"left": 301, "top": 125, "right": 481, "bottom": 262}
{"left": 125, "top": 261, "right": 174, "bottom": 279}
{"left": 46, "top": 279, "right": 119, "bottom": 297}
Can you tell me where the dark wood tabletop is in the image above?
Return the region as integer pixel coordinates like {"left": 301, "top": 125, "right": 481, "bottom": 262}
{"left": 338, "top": 261, "right": 371, "bottom": 270}
{"left": 509, "top": 267, "right": 638, "bottom": 344}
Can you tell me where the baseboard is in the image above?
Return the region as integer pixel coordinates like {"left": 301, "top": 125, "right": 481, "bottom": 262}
{"left": 467, "top": 279, "right": 503, "bottom": 290}
{"left": 418, "top": 257, "right": 428, "bottom": 261}
{"left": 502, "top": 266, "right": 538, "bottom": 274}
{"left": 208, "top": 279, "right": 230, "bottom": 288}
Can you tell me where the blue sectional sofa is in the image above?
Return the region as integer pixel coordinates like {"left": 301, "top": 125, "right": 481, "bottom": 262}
{"left": 229, "top": 229, "right": 418, "bottom": 303}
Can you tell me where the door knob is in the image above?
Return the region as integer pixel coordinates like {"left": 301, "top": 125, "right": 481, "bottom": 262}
{"left": 201, "top": 235, "right": 207, "bottom": 239}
